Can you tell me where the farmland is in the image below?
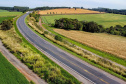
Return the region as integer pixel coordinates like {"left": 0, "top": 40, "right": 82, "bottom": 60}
{"left": 0, "top": 11, "right": 22, "bottom": 23}
{"left": 39, "top": 8, "right": 102, "bottom": 15}
{"left": 0, "top": 16, "right": 15, "bottom": 23}
{"left": 54, "top": 29, "right": 126, "bottom": 59}
{"left": 0, "top": 12, "right": 22, "bottom": 17}
{"left": 0, "top": 52, "right": 29, "bottom": 84}
{"left": 0, "top": 9, "right": 8, "bottom": 12}
{"left": 42, "top": 13, "right": 126, "bottom": 28}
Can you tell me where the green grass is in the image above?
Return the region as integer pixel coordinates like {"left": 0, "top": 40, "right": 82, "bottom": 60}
{"left": 0, "top": 9, "right": 8, "bottom": 12}
{"left": 0, "top": 52, "right": 29, "bottom": 84}
{"left": 0, "top": 12, "right": 22, "bottom": 17}
{"left": 0, "top": 16, "right": 15, "bottom": 23}
{"left": 42, "top": 13, "right": 126, "bottom": 28}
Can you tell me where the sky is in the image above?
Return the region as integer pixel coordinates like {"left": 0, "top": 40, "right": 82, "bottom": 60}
{"left": 0, "top": 0, "right": 125, "bottom": 9}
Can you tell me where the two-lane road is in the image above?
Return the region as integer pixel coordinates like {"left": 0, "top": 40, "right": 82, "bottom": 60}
{"left": 17, "top": 13, "right": 125, "bottom": 84}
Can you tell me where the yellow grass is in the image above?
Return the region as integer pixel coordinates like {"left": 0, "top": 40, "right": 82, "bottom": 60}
{"left": 39, "top": 8, "right": 102, "bottom": 15}
{"left": 54, "top": 29, "right": 126, "bottom": 59}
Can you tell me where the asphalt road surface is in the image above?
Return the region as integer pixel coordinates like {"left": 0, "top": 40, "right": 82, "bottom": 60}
{"left": 17, "top": 13, "right": 125, "bottom": 84}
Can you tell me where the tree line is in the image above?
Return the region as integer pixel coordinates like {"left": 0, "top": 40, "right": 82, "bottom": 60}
{"left": 32, "top": 6, "right": 71, "bottom": 10}
{"left": 54, "top": 18, "right": 126, "bottom": 37}
{"left": 90, "top": 7, "right": 126, "bottom": 15}
{"left": 0, "top": 6, "right": 29, "bottom": 12}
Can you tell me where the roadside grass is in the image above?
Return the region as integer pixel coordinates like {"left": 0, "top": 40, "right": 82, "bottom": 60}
{"left": 42, "top": 13, "right": 126, "bottom": 28}
{"left": 14, "top": 15, "right": 81, "bottom": 84}
{"left": 0, "top": 52, "right": 29, "bottom": 84}
{"left": 26, "top": 16, "right": 126, "bottom": 81}
{"left": 42, "top": 24, "right": 126, "bottom": 67}
{"left": 0, "top": 16, "right": 15, "bottom": 23}
{"left": 0, "top": 12, "right": 22, "bottom": 17}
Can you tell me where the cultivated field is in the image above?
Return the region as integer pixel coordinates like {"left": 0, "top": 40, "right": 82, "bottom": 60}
{"left": 42, "top": 13, "right": 126, "bottom": 28}
{"left": 0, "top": 52, "right": 29, "bottom": 84}
{"left": 54, "top": 29, "right": 126, "bottom": 59}
{"left": 0, "top": 11, "right": 22, "bottom": 23}
{"left": 0, "top": 16, "right": 15, "bottom": 23}
{"left": 0, "top": 9, "right": 8, "bottom": 12}
{"left": 39, "top": 8, "right": 102, "bottom": 15}
{"left": 0, "top": 12, "right": 22, "bottom": 17}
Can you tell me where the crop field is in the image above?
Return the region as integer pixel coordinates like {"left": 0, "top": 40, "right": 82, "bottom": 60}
{"left": 0, "top": 16, "right": 15, "bottom": 23}
{"left": 0, "top": 52, "right": 29, "bottom": 84}
{"left": 0, "top": 9, "right": 8, "bottom": 12}
{"left": 42, "top": 13, "right": 126, "bottom": 28}
{"left": 54, "top": 29, "right": 126, "bottom": 59}
{"left": 0, "top": 12, "right": 22, "bottom": 17}
{"left": 39, "top": 8, "right": 102, "bottom": 15}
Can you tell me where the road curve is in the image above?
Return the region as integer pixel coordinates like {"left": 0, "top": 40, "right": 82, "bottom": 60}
{"left": 17, "top": 13, "right": 125, "bottom": 84}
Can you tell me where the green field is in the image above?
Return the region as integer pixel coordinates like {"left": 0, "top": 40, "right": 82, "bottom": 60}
{"left": 0, "top": 9, "right": 8, "bottom": 12}
{"left": 0, "top": 16, "right": 15, "bottom": 23}
{"left": 42, "top": 13, "right": 126, "bottom": 28}
{"left": 0, "top": 52, "right": 29, "bottom": 84}
{"left": 0, "top": 12, "right": 22, "bottom": 17}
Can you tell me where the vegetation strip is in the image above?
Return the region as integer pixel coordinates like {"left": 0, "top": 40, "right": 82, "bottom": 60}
{"left": 26, "top": 13, "right": 126, "bottom": 81}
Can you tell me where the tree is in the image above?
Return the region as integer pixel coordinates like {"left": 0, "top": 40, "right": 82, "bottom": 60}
{"left": 81, "top": 7, "right": 83, "bottom": 9}
{"left": 1, "top": 19, "right": 13, "bottom": 30}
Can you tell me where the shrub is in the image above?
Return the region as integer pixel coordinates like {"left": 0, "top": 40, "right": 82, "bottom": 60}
{"left": 55, "top": 35, "right": 63, "bottom": 41}
{"left": 29, "top": 81, "right": 35, "bottom": 84}
{"left": 44, "top": 31, "right": 49, "bottom": 34}
{"left": 1, "top": 19, "right": 13, "bottom": 30}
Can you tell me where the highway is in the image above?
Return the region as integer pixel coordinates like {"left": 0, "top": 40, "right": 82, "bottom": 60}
{"left": 17, "top": 13, "right": 123, "bottom": 84}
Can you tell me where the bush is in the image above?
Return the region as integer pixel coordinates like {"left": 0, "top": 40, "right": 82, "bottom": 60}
{"left": 44, "top": 31, "right": 49, "bottom": 34}
{"left": 29, "top": 81, "right": 35, "bottom": 84}
{"left": 55, "top": 35, "right": 63, "bottom": 41}
{"left": 1, "top": 19, "right": 13, "bottom": 30}
{"left": 54, "top": 18, "right": 104, "bottom": 33}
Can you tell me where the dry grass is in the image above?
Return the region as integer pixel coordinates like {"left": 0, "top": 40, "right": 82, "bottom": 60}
{"left": 54, "top": 29, "right": 126, "bottom": 59}
{"left": 39, "top": 8, "right": 102, "bottom": 15}
{"left": 27, "top": 16, "right": 43, "bottom": 34}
